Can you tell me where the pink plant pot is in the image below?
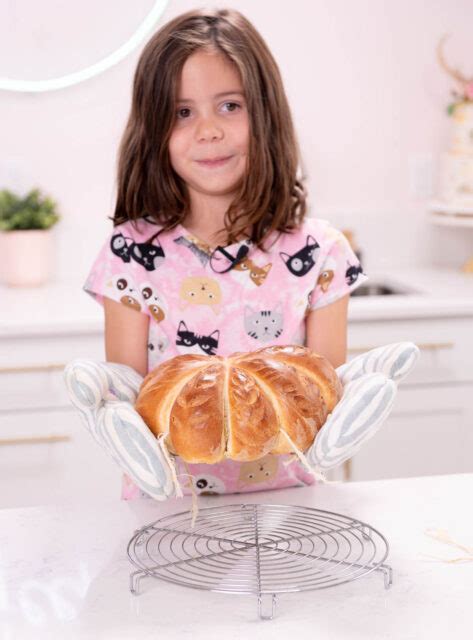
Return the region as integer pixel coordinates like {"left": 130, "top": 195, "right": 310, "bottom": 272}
{"left": 0, "top": 229, "right": 54, "bottom": 287}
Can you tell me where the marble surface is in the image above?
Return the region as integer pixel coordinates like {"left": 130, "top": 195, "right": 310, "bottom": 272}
{"left": 1, "top": 473, "right": 472, "bottom": 639}
{"left": 1, "top": 266, "right": 473, "bottom": 337}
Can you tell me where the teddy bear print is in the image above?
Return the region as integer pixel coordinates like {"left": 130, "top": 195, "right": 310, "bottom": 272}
{"left": 107, "top": 273, "right": 142, "bottom": 312}
{"left": 179, "top": 276, "right": 222, "bottom": 315}
{"left": 140, "top": 281, "right": 166, "bottom": 323}
{"left": 237, "top": 454, "right": 279, "bottom": 489}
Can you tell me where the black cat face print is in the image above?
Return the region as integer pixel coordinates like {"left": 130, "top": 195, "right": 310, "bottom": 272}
{"left": 131, "top": 240, "right": 165, "bottom": 271}
{"left": 110, "top": 231, "right": 165, "bottom": 271}
{"left": 346, "top": 263, "right": 363, "bottom": 285}
{"left": 110, "top": 233, "right": 131, "bottom": 262}
{"left": 279, "top": 235, "right": 321, "bottom": 277}
{"left": 176, "top": 320, "right": 220, "bottom": 355}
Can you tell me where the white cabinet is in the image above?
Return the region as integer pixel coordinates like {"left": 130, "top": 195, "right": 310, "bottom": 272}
{"left": 0, "top": 331, "right": 123, "bottom": 509}
{"left": 342, "top": 315, "right": 473, "bottom": 482}
{"left": 0, "top": 409, "right": 123, "bottom": 509}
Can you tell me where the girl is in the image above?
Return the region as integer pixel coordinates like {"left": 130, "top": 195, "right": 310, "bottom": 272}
{"left": 83, "top": 8, "right": 368, "bottom": 500}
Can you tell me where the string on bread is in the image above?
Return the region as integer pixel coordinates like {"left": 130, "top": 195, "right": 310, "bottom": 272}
{"left": 135, "top": 345, "right": 343, "bottom": 527}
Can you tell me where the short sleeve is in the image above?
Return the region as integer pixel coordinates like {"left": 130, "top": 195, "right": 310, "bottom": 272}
{"left": 82, "top": 221, "right": 152, "bottom": 319}
{"left": 308, "top": 227, "right": 368, "bottom": 311}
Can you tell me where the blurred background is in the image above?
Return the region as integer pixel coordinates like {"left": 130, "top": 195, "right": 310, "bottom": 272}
{"left": 0, "top": 0, "right": 472, "bottom": 274}
{"left": 0, "top": 0, "right": 472, "bottom": 508}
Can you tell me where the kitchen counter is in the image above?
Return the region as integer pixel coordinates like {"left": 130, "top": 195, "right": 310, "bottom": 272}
{"left": 2, "top": 473, "right": 472, "bottom": 639}
{"left": 0, "top": 265, "right": 473, "bottom": 337}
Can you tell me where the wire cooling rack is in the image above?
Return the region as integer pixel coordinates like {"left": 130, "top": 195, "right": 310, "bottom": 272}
{"left": 127, "top": 503, "right": 393, "bottom": 621}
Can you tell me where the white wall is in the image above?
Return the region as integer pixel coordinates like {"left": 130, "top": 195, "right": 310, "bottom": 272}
{"left": 1, "top": 0, "right": 472, "bottom": 282}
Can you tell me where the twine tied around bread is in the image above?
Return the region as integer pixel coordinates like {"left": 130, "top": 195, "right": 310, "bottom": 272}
{"left": 165, "top": 427, "right": 341, "bottom": 531}
{"left": 419, "top": 528, "right": 473, "bottom": 563}
{"left": 180, "top": 461, "right": 199, "bottom": 529}
{"left": 279, "top": 430, "right": 337, "bottom": 484}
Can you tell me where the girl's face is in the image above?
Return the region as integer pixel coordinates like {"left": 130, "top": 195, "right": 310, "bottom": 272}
{"left": 168, "top": 49, "right": 249, "bottom": 199}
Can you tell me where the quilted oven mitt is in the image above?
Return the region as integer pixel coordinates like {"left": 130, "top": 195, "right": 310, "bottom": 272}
{"left": 63, "top": 342, "right": 420, "bottom": 500}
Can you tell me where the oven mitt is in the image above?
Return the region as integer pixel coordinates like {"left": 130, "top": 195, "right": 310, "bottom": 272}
{"left": 63, "top": 341, "right": 420, "bottom": 499}
{"left": 63, "top": 360, "right": 180, "bottom": 501}
{"left": 305, "top": 341, "right": 420, "bottom": 471}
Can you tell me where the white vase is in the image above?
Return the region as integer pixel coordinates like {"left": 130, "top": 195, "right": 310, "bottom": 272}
{"left": 0, "top": 229, "right": 54, "bottom": 287}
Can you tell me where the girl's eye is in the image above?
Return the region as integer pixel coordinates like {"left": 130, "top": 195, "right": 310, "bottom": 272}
{"left": 222, "top": 101, "right": 241, "bottom": 112}
{"left": 176, "top": 108, "right": 191, "bottom": 119}
{"left": 175, "top": 102, "right": 242, "bottom": 119}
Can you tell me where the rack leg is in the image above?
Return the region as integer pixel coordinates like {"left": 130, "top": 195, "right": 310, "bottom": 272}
{"left": 130, "top": 570, "right": 146, "bottom": 595}
{"left": 258, "top": 593, "right": 277, "bottom": 620}
{"left": 379, "top": 563, "right": 393, "bottom": 589}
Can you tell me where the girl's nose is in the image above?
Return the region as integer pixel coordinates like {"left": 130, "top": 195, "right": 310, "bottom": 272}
{"left": 195, "top": 118, "right": 223, "bottom": 142}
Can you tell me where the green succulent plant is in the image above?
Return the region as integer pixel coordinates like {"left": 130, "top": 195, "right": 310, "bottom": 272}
{"left": 0, "top": 187, "right": 60, "bottom": 231}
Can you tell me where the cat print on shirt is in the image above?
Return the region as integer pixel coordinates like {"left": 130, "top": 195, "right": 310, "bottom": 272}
{"left": 174, "top": 235, "right": 211, "bottom": 266}
{"left": 191, "top": 474, "right": 226, "bottom": 496}
{"left": 110, "top": 232, "right": 132, "bottom": 262}
{"left": 244, "top": 303, "right": 284, "bottom": 342}
{"left": 346, "top": 262, "right": 363, "bottom": 285}
{"left": 279, "top": 234, "right": 321, "bottom": 277}
{"left": 140, "top": 281, "right": 166, "bottom": 323}
{"left": 108, "top": 273, "right": 143, "bottom": 312}
{"left": 230, "top": 257, "right": 272, "bottom": 288}
{"left": 176, "top": 320, "right": 220, "bottom": 355}
{"left": 147, "top": 332, "right": 170, "bottom": 358}
{"left": 179, "top": 276, "right": 222, "bottom": 315}
{"left": 110, "top": 231, "right": 165, "bottom": 271}
{"left": 237, "top": 454, "right": 279, "bottom": 489}
{"left": 208, "top": 242, "right": 252, "bottom": 274}
{"left": 317, "top": 256, "right": 337, "bottom": 292}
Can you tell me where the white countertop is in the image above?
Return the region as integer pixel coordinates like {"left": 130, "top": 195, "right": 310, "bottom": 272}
{"left": 1, "top": 265, "right": 473, "bottom": 337}
{"left": 2, "top": 473, "right": 472, "bottom": 639}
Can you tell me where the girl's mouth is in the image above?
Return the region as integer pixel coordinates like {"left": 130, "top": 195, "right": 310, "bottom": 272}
{"left": 196, "top": 156, "right": 233, "bottom": 168}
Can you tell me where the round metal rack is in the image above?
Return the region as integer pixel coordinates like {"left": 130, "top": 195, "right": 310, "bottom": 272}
{"left": 127, "top": 503, "right": 393, "bottom": 620}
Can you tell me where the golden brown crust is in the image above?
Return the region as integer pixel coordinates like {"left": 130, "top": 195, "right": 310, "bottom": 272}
{"left": 234, "top": 355, "right": 327, "bottom": 454}
{"left": 169, "top": 362, "right": 225, "bottom": 463}
{"left": 135, "top": 354, "right": 216, "bottom": 451}
{"left": 134, "top": 345, "right": 342, "bottom": 462}
{"left": 242, "top": 345, "right": 343, "bottom": 411}
{"left": 226, "top": 365, "right": 280, "bottom": 461}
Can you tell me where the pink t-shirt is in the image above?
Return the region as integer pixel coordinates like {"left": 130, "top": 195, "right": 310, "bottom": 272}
{"left": 83, "top": 215, "right": 367, "bottom": 499}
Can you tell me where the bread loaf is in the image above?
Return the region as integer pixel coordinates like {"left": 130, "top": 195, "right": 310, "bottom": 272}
{"left": 135, "top": 344, "right": 343, "bottom": 464}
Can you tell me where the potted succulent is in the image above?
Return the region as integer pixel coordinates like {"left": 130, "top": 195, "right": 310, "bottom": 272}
{"left": 0, "top": 187, "right": 60, "bottom": 287}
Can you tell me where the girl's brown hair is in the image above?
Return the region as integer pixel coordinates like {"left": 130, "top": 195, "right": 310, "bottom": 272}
{"left": 111, "top": 7, "right": 308, "bottom": 252}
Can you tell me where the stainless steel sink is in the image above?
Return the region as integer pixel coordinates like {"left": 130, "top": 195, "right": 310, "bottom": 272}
{"left": 351, "top": 281, "right": 420, "bottom": 297}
